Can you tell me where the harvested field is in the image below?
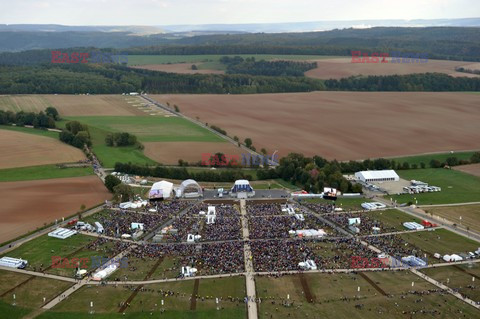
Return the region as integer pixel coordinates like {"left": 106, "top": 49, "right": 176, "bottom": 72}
{"left": 454, "top": 163, "right": 480, "bottom": 178}
{"left": 131, "top": 63, "right": 224, "bottom": 74}
{"left": 151, "top": 92, "right": 480, "bottom": 161}
{"left": 0, "top": 94, "right": 145, "bottom": 116}
{"left": 0, "top": 129, "right": 85, "bottom": 169}
{"left": 424, "top": 205, "right": 480, "bottom": 234}
{"left": 0, "top": 176, "right": 110, "bottom": 243}
{"left": 304, "top": 57, "right": 480, "bottom": 79}
{"left": 143, "top": 141, "right": 243, "bottom": 164}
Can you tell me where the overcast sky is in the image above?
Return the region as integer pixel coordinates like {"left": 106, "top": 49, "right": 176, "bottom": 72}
{"left": 0, "top": 0, "right": 479, "bottom": 25}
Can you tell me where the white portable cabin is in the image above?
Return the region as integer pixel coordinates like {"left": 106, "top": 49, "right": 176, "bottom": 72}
{"left": 48, "top": 228, "right": 77, "bottom": 239}
{"left": 95, "top": 222, "right": 104, "bottom": 234}
{"left": 0, "top": 257, "right": 28, "bottom": 269}
{"left": 181, "top": 266, "right": 198, "bottom": 277}
{"left": 403, "top": 222, "right": 424, "bottom": 230}
{"left": 207, "top": 206, "right": 216, "bottom": 216}
{"left": 298, "top": 260, "right": 317, "bottom": 271}
{"left": 295, "top": 214, "right": 305, "bottom": 221}
{"left": 206, "top": 215, "right": 216, "bottom": 225}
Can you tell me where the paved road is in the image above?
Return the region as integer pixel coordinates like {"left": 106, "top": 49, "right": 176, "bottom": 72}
{"left": 240, "top": 199, "right": 259, "bottom": 319}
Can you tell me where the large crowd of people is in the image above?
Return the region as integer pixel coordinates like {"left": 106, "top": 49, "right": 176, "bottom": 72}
{"left": 248, "top": 215, "right": 336, "bottom": 239}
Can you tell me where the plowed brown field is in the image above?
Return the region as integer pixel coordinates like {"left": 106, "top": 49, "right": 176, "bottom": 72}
{"left": 304, "top": 58, "right": 480, "bottom": 79}
{"left": 151, "top": 92, "right": 480, "bottom": 161}
{"left": 0, "top": 130, "right": 86, "bottom": 169}
{"left": 0, "top": 176, "right": 110, "bottom": 243}
{"left": 454, "top": 163, "right": 480, "bottom": 178}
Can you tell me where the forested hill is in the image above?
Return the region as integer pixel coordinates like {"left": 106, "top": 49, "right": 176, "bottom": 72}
{"left": 1, "top": 27, "right": 479, "bottom": 61}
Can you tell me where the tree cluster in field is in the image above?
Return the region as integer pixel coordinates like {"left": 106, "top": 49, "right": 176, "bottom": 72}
{"left": 455, "top": 67, "right": 480, "bottom": 75}
{"left": 104, "top": 174, "right": 133, "bottom": 200}
{"left": 325, "top": 73, "right": 480, "bottom": 91}
{"left": 220, "top": 56, "right": 317, "bottom": 76}
{"left": 59, "top": 120, "right": 92, "bottom": 149}
{"left": 105, "top": 132, "right": 142, "bottom": 149}
{"left": 114, "top": 162, "right": 253, "bottom": 182}
{"left": 0, "top": 107, "right": 58, "bottom": 128}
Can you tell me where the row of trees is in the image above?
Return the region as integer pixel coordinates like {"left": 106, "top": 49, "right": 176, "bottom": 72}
{"left": 325, "top": 73, "right": 480, "bottom": 91}
{"left": 114, "top": 162, "right": 253, "bottom": 182}
{"left": 220, "top": 56, "right": 317, "bottom": 76}
{"left": 0, "top": 108, "right": 58, "bottom": 128}
{"left": 59, "top": 121, "right": 91, "bottom": 149}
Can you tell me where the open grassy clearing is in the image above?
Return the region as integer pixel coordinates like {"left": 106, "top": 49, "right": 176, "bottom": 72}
{"left": 0, "top": 300, "right": 31, "bottom": 319}
{"left": 67, "top": 116, "right": 224, "bottom": 143}
{"left": 0, "top": 164, "right": 93, "bottom": 182}
{"left": 256, "top": 271, "right": 479, "bottom": 319}
{"left": 399, "top": 228, "right": 479, "bottom": 256}
{"left": 0, "top": 277, "right": 72, "bottom": 309}
{"left": 48, "top": 277, "right": 246, "bottom": 318}
{"left": 367, "top": 209, "right": 423, "bottom": 232}
{"left": 424, "top": 204, "right": 480, "bottom": 234}
{"left": 1, "top": 234, "right": 95, "bottom": 272}
{"left": 391, "top": 168, "right": 480, "bottom": 205}
{"left": 300, "top": 197, "right": 369, "bottom": 211}
{"left": 127, "top": 54, "right": 336, "bottom": 66}
{"left": 0, "top": 270, "right": 32, "bottom": 296}
{"left": 421, "top": 264, "right": 480, "bottom": 302}
{"left": 391, "top": 151, "right": 478, "bottom": 167}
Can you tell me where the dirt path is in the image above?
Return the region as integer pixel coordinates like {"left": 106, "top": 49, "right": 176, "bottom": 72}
{"left": 190, "top": 279, "right": 200, "bottom": 310}
{"left": 298, "top": 273, "right": 315, "bottom": 303}
{"left": 359, "top": 272, "right": 388, "bottom": 296}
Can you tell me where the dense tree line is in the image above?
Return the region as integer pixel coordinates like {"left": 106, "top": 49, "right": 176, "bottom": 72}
{"left": 59, "top": 121, "right": 91, "bottom": 149}
{"left": 220, "top": 56, "right": 317, "bottom": 76}
{"left": 1, "top": 64, "right": 479, "bottom": 94}
{"left": 325, "top": 73, "right": 480, "bottom": 91}
{"left": 0, "top": 109, "right": 56, "bottom": 128}
{"left": 209, "top": 125, "right": 227, "bottom": 136}
{"left": 114, "top": 162, "right": 254, "bottom": 182}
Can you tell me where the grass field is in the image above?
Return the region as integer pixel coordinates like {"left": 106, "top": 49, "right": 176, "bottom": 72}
{"left": 256, "top": 271, "right": 479, "bottom": 318}
{"left": 300, "top": 197, "right": 369, "bottom": 210}
{"left": 392, "top": 151, "right": 478, "bottom": 167}
{"left": 47, "top": 277, "right": 246, "bottom": 318}
{"left": 1, "top": 234, "right": 95, "bottom": 272}
{"left": 0, "top": 300, "right": 31, "bottom": 319}
{"left": 391, "top": 168, "right": 480, "bottom": 205}
{"left": 0, "top": 276, "right": 72, "bottom": 309}
{"left": 367, "top": 209, "right": 422, "bottom": 232}
{"left": 424, "top": 204, "right": 480, "bottom": 234}
{"left": 400, "top": 228, "right": 479, "bottom": 256}
{"left": 63, "top": 116, "right": 227, "bottom": 167}
{"left": 0, "top": 164, "right": 93, "bottom": 182}
{"left": 127, "top": 54, "right": 336, "bottom": 67}
{"left": 421, "top": 264, "right": 480, "bottom": 302}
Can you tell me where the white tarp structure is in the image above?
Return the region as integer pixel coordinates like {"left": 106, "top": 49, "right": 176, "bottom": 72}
{"left": 403, "top": 222, "right": 424, "bottom": 230}
{"left": 443, "top": 254, "right": 463, "bottom": 262}
{"left": 355, "top": 170, "right": 399, "bottom": 182}
{"left": 361, "top": 202, "right": 387, "bottom": 210}
{"left": 348, "top": 218, "right": 361, "bottom": 225}
{"left": 401, "top": 256, "right": 427, "bottom": 267}
{"left": 177, "top": 179, "right": 202, "bottom": 198}
{"left": 298, "top": 260, "right": 317, "bottom": 270}
{"left": 207, "top": 215, "right": 216, "bottom": 224}
{"left": 131, "top": 223, "right": 144, "bottom": 230}
{"left": 92, "top": 263, "right": 119, "bottom": 281}
{"left": 294, "top": 229, "right": 326, "bottom": 238}
{"left": 149, "top": 181, "right": 174, "bottom": 200}
{"left": 0, "top": 257, "right": 28, "bottom": 269}
{"left": 295, "top": 214, "right": 305, "bottom": 221}
{"left": 181, "top": 266, "right": 197, "bottom": 277}
{"left": 207, "top": 206, "right": 216, "bottom": 216}
{"left": 48, "top": 228, "right": 77, "bottom": 239}
{"left": 187, "top": 234, "right": 201, "bottom": 242}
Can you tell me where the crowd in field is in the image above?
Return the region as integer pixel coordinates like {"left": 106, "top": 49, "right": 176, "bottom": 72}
{"left": 363, "top": 234, "right": 426, "bottom": 258}
{"left": 115, "top": 241, "right": 245, "bottom": 276}
{"left": 247, "top": 203, "right": 284, "bottom": 216}
{"left": 250, "top": 237, "right": 378, "bottom": 272}
{"left": 95, "top": 210, "right": 170, "bottom": 237}
{"left": 248, "top": 214, "right": 335, "bottom": 239}
{"left": 184, "top": 203, "right": 240, "bottom": 217}
{"left": 324, "top": 212, "right": 398, "bottom": 235}
{"left": 301, "top": 202, "right": 336, "bottom": 214}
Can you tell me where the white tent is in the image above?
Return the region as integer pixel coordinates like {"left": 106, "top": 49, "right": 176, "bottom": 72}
{"left": 149, "top": 181, "right": 174, "bottom": 200}
{"left": 355, "top": 170, "right": 399, "bottom": 182}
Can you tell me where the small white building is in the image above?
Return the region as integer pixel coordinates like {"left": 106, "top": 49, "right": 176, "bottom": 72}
{"left": 48, "top": 228, "right": 77, "bottom": 239}
{"left": 0, "top": 257, "right": 28, "bottom": 269}
{"left": 355, "top": 170, "right": 399, "bottom": 183}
